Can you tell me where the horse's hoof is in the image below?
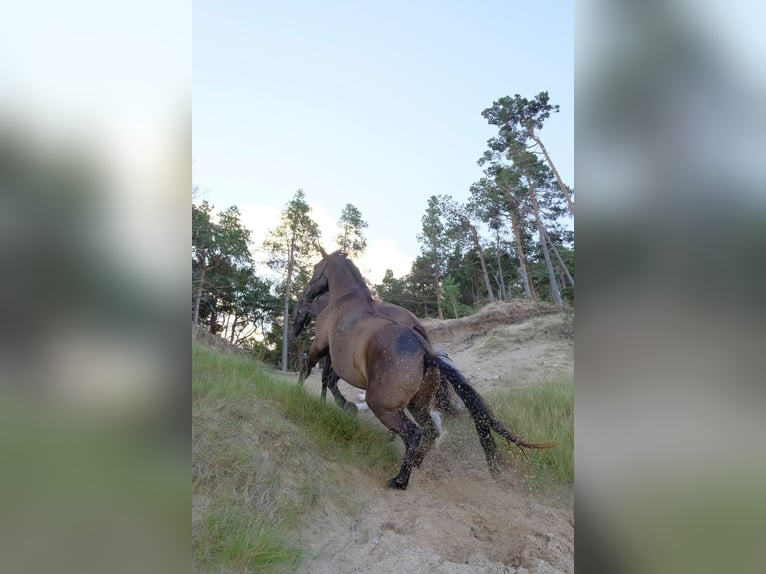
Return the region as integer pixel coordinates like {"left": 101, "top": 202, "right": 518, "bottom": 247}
{"left": 387, "top": 477, "right": 408, "bottom": 490}
{"left": 342, "top": 402, "right": 358, "bottom": 416}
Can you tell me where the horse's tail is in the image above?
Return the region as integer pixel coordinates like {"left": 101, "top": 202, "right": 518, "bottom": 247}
{"left": 424, "top": 353, "right": 555, "bottom": 451}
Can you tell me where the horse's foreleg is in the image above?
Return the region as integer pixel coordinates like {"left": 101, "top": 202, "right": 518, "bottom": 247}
{"left": 299, "top": 344, "right": 327, "bottom": 385}
{"left": 319, "top": 357, "right": 329, "bottom": 400}
{"left": 321, "top": 359, "right": 357, "bottom": 414}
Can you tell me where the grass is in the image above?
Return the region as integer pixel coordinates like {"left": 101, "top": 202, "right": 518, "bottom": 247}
{"left": 192, "top": 344, "right": 398, "bottom": 467}
{"left": 488, "top": 374, "right": 574, "bottom": 485}
{"left": 196, "top": 506, "right": 300, "bottom": 572}
{"left": 192, "top": 343, "right": 398, "bottom": 573}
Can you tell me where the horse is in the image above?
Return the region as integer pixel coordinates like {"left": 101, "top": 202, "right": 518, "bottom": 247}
{"left": 290, "top": 292, "right": 357, "bottom": 410}
{"left": 296, "top": 248, "right": 554, "bottom": 490}
{"left": 290, "top": 291, "right": 464, "bottom": 417}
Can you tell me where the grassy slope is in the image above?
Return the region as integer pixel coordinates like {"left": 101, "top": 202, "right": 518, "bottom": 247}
{"left": 192, "top": 343, "right": 573, "bottom": 572}
{"left": 192, "top": 344, "right": 399, "bottom": 573}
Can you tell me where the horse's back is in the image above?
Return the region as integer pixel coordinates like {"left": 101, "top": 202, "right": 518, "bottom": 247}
{"left": 376, "top": 302, "right": 430, "bottom": 342}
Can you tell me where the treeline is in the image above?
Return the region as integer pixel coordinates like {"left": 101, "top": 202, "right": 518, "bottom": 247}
{"left": 192, "top": 92, "right": 573, "bottom": 369}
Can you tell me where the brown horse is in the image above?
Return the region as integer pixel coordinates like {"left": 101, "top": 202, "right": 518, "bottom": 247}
{"left": 290, "top": 292, "right": 356, "bottom": 411}
{"left": 297, "top": 249, "right": 554, "bottom": 490}
{"left": 290, "top": 291, "right": 463, "bottom": 416}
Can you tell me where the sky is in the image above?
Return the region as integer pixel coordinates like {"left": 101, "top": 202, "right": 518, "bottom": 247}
{"left": 193, "top": 1, "right": 573, "bottom": 284}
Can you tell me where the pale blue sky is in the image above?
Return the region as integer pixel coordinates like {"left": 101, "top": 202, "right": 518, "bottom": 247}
{"left": 193, "top": 1, "right": 573, "bottom": 283}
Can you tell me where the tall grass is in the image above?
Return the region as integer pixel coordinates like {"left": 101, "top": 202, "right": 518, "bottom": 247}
{"left": 489, "top": 375, "right": 573, "bottom": 486}
{"left": 195, "top": 507, "right": 300, "bottom": 572}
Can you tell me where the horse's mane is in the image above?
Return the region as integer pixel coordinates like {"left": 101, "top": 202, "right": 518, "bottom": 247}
{"left": 329, "top": 251, "right": 370, "bottom": 293}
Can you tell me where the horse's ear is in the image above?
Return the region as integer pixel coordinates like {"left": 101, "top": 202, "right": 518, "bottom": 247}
{"left": 318, "top": 245, "right": 328, "bottom": 259}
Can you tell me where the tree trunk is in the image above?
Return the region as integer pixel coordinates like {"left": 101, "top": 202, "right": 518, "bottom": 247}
{"left": 531, "top": 133, "right": 574, "bottom": 215}
{"left": 539, "top": 222, "right": 561, "bottom": 305}
{"left": 526, "top": 173, "right": 563, "bottom": 306}
{"left": 542, "top": 227, "right": 574, "bottom": 287}
{"left": 209, "top": 307, "right": 219, "bottom": 334}
{"left": 192, "top": 264, "right": 206, "bottom": 325}
{"left": 495, "top": 231, "right": 507, "bottom": 300}
{"left": 431, "top": 246, "right": 444, "bottom": 320}
{"left": 488, "top": 265, "right": 503, "bottom": 301}
{"left": 467, "top": 222, "right": 495, "bottom": 303}
{"left": 508, "top": 209, "right": 535, "bottom": 299}
{"left": 281, "top": 243, "right": 295, "bottom": 372}
{"left": 193, "top": 251, "right": 222, "bottom": 325}
{"left": 435, "top": 275, "right": 444, "bottom": 320}
{"left": 341, "top": 223, "right": 349, "bottom": 252}
{"left": 228, "top": 314, "right": 238, "bottom": 343}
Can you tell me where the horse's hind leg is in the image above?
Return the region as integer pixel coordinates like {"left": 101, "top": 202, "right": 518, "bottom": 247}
{"left": 408, "top": 403, "right": 438, "bottom": 468}
{"left": 407, "top": 368, "right": 441, "bottom": 467}
{"left": 367, "top": 405, "right": 422, "bottom": 490}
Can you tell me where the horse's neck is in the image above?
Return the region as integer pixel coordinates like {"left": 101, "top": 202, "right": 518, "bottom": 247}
{"left": 328, "top": 285, "right": 372, "bottom": 304}
{"left": 326, "top": 266, "right": 372, "bottom": 304}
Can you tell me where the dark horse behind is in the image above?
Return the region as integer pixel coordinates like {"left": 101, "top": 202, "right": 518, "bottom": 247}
{"left": 295, "top": 248, "right": 554, "bottom": 490}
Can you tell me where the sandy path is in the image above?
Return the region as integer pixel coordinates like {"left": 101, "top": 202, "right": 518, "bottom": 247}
{"left": 292, "top": 303, "right": 574, "bottom": 573}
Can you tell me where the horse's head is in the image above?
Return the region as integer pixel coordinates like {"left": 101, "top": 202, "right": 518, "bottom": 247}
{"left": 303, "top": 247, "right": 366, "bottom": 304}
{"left": 303, "top": 249, "right": 332, "bottom": 302}
{"left": 290, "top": 291, "right": 330, "bottom": 338}
{"left": 290, "top": 297, "right": 312, "bottom": 338}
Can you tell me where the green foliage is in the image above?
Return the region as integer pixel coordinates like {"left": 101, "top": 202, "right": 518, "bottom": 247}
{"left": 193, "top": 202, "right": 253, "bottom": 270}
{"left": 441, "top": 276, "right": 473, "bottom": 318}
{"left": 263, "top": 189, "right": 321, "bottom": 279}
{"left": 335, "top": 203, "right": 368, "bottom": 257}
{"left": 376, "top": 269, "right": 400, "bottom": 300}
{"left": 481, "top": 91, "right": 560, "bottom": 149}
{"left": 408, "top": 254, "right": 441, "bottom": 317}
{"left": 192, "top": 201, "right": 257, "bottom": 329}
